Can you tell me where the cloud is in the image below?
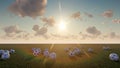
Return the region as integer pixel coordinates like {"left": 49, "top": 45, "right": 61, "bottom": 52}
{"left": 1, "top": 24, "right": 49, "bottom": 40}
{"left": 79, "top": 32, "right": 97, "bottom": 40}
{"left": 32, "top": 25, "right": 48, "bottom": 36}
{"left": 41, "top": 17, "right": 56, "bottom": 27}
{"left": 9, "top": 0, "right": 47, "bottom": 18}
{"left": 1, "top": 25, "right": 32, "bottom": 40}
{"left": 102, "top": 10, "right": 113, "bottom": 18}
{"left": 109, "top": 32, "right": 120, "bottom": 39}
{"left": 15, "top": 32, "right": 33, "bottom": 40}
{"left": 32, "top": 25, "right": 40, "bottom": 31}
{"left": 112, "top": 19, "right": 120, "bottom": 24}
{"left": 71, "top": 12, "right": 81, "bottom": 19}
{"left": 84, "top": 12, "right": 93, "bottom": 18}
{"left": 2, "top": 25, "right": 23, "bottom": 37}
{"left": 36, "top": 27, "right": 48, "bottom": 35}
{"left": 110, "top": 32, "right": 116, "bottom": 38}
{"left": 86, "top": 26, "right": 101, "bottom": 36}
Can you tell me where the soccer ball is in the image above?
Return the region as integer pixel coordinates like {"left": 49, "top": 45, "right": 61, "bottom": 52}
{"left": 43, "top": 50, "right": 49, "bottom": 57}
{"left": 73, "top": 48, "right": 81, "bottom": 55}
{"left": 9, "top": 49, "right": 15, "bottom": 54}
{"left": 68, "top": 51, "right": 75, "bottom": 57}
{"left": 32, "top": 48, "right": 41, "bottom": 56}
{"left": 49, "top": 52, "right": 56, "bottom": 59}
{"left": 1, "top": 50, "right": 10, "bottom": 59}
{"left": 88, "top": 48, "right": 94, "bottom": 53}
{"left": 0, "top": 49, "right": 4, "bottom": 55}
{"left": 109, "top": 53, "right": 119, "bottom": 61}
{"left": 103, "top": 46, "right": 110, "bottom": 51}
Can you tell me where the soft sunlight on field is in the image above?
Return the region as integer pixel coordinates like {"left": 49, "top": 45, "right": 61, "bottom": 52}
{"left": 0, "top": 44, "right": 120, "bottom": 68}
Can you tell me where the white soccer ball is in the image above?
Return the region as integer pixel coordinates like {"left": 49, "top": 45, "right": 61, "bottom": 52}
{"left": 1, "top": 50, "right": 10, "bottom": 59}
{"left": 32, "top": 48, "right": 41, "bottom": 56}
{"left": 9, "top": 49, "right": 15, "bottom": 54}
{"left": 32, "top": 48, "right": 36, "bottom": 51}
{"left": 0, "top": 49, "right": 4, "bottom": 55}
{"left": 68, "top": 51, "right": 75, "bottom": 57}
{"left": 109, "top": 53, "right": 119, "bottom": 61}
{"left": 73, "top": 48, "right": 81, "bottom": 55}
{"left": 49, "top": 52, "right": 56, "bottom": 59}
{"left": 43, "top": 50, "right": 49, "bottom": 57}
{"left": 88, "top": 48, "right": 94, "bottom": 53}
{"left": 103, "top": 46, "right": 110, "bottom": 51}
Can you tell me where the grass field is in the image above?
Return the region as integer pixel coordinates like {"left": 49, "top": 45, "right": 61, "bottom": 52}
{"left": 0, "top": 44, "right": 120, "bottom": 68}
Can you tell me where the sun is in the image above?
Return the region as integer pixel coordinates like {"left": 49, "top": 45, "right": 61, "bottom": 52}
{"left": 58, "top": 20, "right": 66, "bottom": 30}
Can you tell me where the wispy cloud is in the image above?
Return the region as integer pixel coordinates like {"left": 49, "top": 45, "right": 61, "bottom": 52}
{"left": 2, "top": 25, "right": 23, "bottom": 37}
{"left": 109, "top": 32, "right": 120, "bottom": 39}
{"left": 41, "top": 16, "right": 56, "bottom": 27}
{"left": 86, "top": 26, "right": 101, "bottom": 36}
{"left": 32, "top": 25, "right": 40, "bottom": 31}
{"left": 71, "top": 12, "right": 81, "bottom": 19}
{"left": 32, "top": 25, "right": 48, "bottom": 36}
{"left": 102, "top": 10, "right": 113, "bottom": 18}
{"left": 112, "top": 19, "right": 120, "bottom": 24}
{"left": 84, "top": 12, "right": 93, "bottom": 18}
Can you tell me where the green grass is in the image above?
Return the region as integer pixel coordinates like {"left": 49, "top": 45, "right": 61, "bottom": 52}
{"left": 0, "top": 44, "right": 120, "bottom": 68}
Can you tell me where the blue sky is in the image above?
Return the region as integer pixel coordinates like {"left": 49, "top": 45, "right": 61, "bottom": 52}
{"left": 0, "top": 0, "right": 120, "bottom": 43}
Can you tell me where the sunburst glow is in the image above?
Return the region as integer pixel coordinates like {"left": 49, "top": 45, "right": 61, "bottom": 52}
{"left": 58, "top": 20, "right": 66, "bottom": 30}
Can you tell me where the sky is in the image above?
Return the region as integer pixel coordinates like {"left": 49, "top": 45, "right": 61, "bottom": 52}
{"left": 0, "top": 0, "right": 120, "bottom": 43}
